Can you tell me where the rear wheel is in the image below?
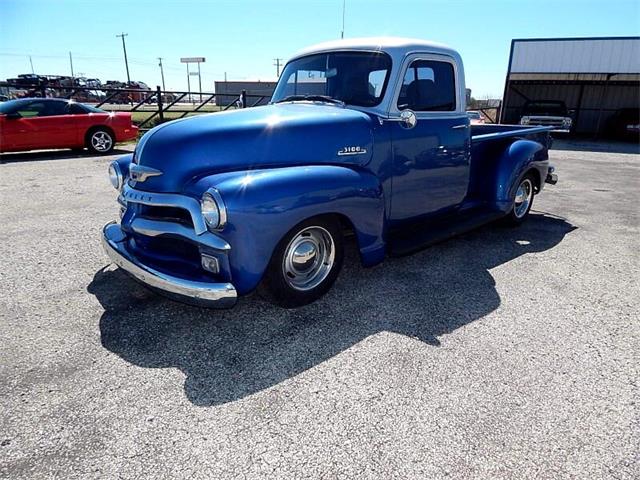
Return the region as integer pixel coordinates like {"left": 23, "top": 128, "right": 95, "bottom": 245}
{"left": 87, "top": 128, "right": 115, "bottom": 154}
{"left": 260, "top": 216, "right": 344, "bottom": 308}
{"left": 505, "top": 173, "right": 535, "bottom": 225}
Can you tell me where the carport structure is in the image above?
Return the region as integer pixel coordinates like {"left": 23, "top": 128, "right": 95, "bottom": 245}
{"left": 500, "top": 37, "right": 640, "bottom": 136}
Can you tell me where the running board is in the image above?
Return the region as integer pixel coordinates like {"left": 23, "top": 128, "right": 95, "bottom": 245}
{"left": 389, "top": 209, "right": 505, "bottom": 256}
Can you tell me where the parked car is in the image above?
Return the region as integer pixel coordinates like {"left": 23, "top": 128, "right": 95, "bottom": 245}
{"left": 0, "top": 98, "right": 138, "bottom": 154}
{"left": 467, "top": 110, "right": 485, "bottom": 124}
{"left": 102, "top": 37, "right": 557, "bottom": 308}
{"left": 605, "top": 108, "right": 640, "bottom": 141}
{"left": 520, "top": 100, "right": 573, "bottom": 133}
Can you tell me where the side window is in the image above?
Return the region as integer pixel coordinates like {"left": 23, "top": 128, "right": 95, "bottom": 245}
{"left": 69, "top": 103, "right": 87, "bottom": 114}
{"left": 397, "top": 59, "right": 456, "bottom": 112}
{"left": 16, "top": 102, "right": 47, "bottom": 117}
{"left": 43, "top": 101, "right": 69, "bottom": 116}
{"left": 16, "top": 101, "right": 68, "bottom": 117}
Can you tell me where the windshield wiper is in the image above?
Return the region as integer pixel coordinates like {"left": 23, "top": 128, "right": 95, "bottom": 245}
{"left": 274, "top": 95, "right": 345, "bottom": 107}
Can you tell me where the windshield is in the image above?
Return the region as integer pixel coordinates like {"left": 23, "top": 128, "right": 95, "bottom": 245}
{"left": 272, "top": 51, "right": 392, "bottom": 107}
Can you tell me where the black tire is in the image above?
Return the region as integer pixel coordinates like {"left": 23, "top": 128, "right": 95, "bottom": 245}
{"left": 260, "top": 216, "right": 344, "bottom": 308}
{"left": 86, "top": 128, "right": 115, "bottom": 154}
{"left": 504, "top": 172, "right": 536, "bottom": 226}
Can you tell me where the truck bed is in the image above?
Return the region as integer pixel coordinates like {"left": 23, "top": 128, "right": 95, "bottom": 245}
{"left": 471, "top": 124, "right": 552, "bottom": 143}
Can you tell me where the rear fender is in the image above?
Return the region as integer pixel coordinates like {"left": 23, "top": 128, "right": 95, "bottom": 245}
{"left": 494, "top": 139, "right": 547, "bottom": 212}
{"left": 186, "top": 165, "right": 386, "bottom": 294}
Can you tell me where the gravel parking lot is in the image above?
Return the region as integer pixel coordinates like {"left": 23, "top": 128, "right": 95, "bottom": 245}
{"left": 1, "top": 141, "right": 638, "bottom": 479}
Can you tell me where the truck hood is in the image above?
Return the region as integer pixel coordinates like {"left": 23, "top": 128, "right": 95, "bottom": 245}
{"left": 132, "top": 103, "right": 375, "bottom": 193}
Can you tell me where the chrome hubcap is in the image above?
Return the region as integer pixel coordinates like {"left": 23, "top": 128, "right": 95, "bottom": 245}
{"left": 283, "top": 226, "right": 335, "bottom": 291}
{"left": 91, "top": 131, "right": 113, "bottom": 152}
{"left": 514, "top": 178, "right": 533, "bottom": 218}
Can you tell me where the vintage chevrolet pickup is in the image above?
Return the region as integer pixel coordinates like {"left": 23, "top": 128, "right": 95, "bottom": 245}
{"left": 102, "top": 38, "right": 557, "bottom": 308}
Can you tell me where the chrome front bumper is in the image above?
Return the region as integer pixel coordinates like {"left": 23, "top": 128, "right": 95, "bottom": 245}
{"left": 102, "top": 222, "right": 237, "bottom": 308}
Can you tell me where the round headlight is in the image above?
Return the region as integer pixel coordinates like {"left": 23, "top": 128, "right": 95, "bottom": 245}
{"left": 108, "top": 161, "right": 123, "bottom": 190}
{"left": 201, "top": 188, "right": 227, "bottom": 231}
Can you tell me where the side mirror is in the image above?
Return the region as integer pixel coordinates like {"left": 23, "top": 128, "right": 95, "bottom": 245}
{"left": 381, "top": 109, "right": 418, "bottom": 129}
{"left": 399, "top": 110, "right": 417, "bottom": 129}
{"left": 5, "top": 112, "right": 21, "bottom": 120}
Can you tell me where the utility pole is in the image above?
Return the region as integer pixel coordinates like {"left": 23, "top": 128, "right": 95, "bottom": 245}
{"left": 273, "top": 58, "right": 283, "bottom": 77}
{"left": 29, "top": 56, "right": 34, "bottom": 74}
{"left": 341, "top": 0, "right": 346, "bottom": 39}
{"left": 157, "top": 57, "right": 166, "bottom": 91}
{"left": 116, "top": 33, "right": 131, "bottom": 84}
{"left": 69, "top": 52, "right": 75, "bottom": 80}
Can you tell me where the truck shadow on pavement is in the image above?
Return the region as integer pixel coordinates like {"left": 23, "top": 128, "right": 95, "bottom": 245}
{"left": 88, "top": 213, "right": 576, "bottom": 406}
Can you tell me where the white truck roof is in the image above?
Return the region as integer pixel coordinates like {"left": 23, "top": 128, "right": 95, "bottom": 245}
{"left": 292, "top": 37, "right": 460, "bottom": 63}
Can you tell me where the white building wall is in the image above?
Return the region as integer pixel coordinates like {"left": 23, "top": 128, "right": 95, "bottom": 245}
{"left": 510, "top": 38, "right": 640, "bottom": 74}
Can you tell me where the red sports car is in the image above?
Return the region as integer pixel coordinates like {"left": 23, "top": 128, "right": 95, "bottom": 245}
{"left": 0, "top": 98, "right": 138, "bottom": 154}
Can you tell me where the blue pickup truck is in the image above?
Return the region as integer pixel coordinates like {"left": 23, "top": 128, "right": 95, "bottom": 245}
{"left": 102, "top": 38, "right": 557, "bottom": 308}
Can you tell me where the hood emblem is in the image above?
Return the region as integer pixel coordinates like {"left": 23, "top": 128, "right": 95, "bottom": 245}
{"left": 338, "top": 146, "right": 367, "bottom": 156}
{"left": 129, "top": 164, "right": 163, "bottom": 183}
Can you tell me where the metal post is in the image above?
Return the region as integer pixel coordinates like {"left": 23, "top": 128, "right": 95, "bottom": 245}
{"left": 158, "top": 57, "right": 166, "bottom": 91}
{"left": 69, "top": 52, "right": 74, "bottom": 79}
{"left": 156, "top": 85, "right": 164, "bottom": 123}
{"left": 186, "top": 63, "right": 191, "bottom": 103}
{"left": 197, "top": 62, "right": 202, "bottom": 102}
{"left": 594, "top": 74, "right": 613, "bottom": 140}
{"left": 29, "top": 56, "right": 35, "bottom": 74}
{"left": 241, "top": 89, "right": 247, "bottom": 109}
{"left": 116, "top": 33, "right": 131, "bottom": 84}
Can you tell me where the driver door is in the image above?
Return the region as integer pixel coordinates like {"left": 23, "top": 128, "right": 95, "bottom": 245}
{"left": 390, "top": 56, "right": 471, "bottom": 223}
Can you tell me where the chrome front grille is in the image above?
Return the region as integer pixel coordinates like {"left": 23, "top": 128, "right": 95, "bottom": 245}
{"left": 120, "top": 184, "right": 208, "bottom": 235}
{"left": 139, "top": 205, "right": 194, "bottom": 228}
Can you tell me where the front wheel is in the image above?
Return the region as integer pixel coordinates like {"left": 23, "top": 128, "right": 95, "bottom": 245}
{"left": 260, "top": 216, "right": 344, "bottom": 308}
{"left": 505, "top": 173, "right": 535, "bottom": 225}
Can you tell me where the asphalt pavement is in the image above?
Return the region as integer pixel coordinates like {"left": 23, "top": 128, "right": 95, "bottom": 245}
{"left": 0, "top": 141, "right": 638, "bottom": 479}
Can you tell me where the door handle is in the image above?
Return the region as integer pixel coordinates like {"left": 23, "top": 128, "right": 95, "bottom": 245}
{"left": 451, "top": 124, "right": 468, "bottom": 129}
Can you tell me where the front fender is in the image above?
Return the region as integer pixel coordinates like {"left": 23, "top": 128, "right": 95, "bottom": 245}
{"left": 186, "top": 165, "right": 386, "bottom": 294}
{"left": 113, "top": 153, "right": 133, "bottom": 178}
{"left": 494, "top": 139, "right": 547, "bottom": 212}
